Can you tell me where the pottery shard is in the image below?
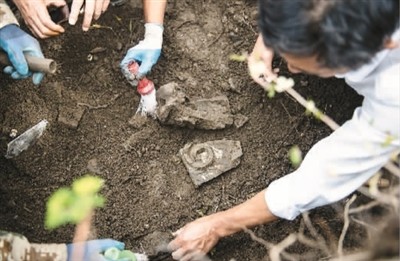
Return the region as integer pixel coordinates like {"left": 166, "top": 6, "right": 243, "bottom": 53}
{"left": 156, "top": 82, "right": 235, "bottom": 130}
{"left": 179, "top": 140, "right": 243, "bottom": 187}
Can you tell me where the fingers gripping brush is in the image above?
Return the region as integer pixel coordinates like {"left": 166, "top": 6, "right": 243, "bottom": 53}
{"left": 128, "top": 62, "right": 157, "bottom": 118}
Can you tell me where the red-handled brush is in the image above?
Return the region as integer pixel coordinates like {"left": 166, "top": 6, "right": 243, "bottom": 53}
{"left": 128, "top": 61, "right": 157, "bottom": 117}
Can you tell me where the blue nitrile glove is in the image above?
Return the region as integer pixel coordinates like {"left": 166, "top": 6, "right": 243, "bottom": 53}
{"left": 120, "top": 23, "right": 163, "bottom": 84}
{"left": 0, "top": 24, "right": 45, "bottom": 85}
{"left": 67, "top": 239, "right": 125, "bottom": 261}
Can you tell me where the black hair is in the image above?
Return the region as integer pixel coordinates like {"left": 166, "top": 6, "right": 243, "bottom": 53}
{"left": 258, "top": 0, "right": 400, "bottom": 70}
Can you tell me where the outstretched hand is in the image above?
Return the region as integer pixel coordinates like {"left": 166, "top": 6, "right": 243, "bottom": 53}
{"left": 167, "top": 215, "right": 222, "bottom": 261}
{"left": 69, "top": 0, "right": 110, "bottom": 31}
{"left": 12, "top": 0, "right": 66, "bottom": 38}
{"left": 0, "top": 24, "right": 45, "bottom": 85}
{"left": 248, "top": 34, "right": 278, "bottom": 86}
{"left": 120, "top": 23, "right": 163, "bottom": 83}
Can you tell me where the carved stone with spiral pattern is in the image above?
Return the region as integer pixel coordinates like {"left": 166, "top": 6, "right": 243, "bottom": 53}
{"left": 180, "top": 140, "right": 243, "bottom": 187}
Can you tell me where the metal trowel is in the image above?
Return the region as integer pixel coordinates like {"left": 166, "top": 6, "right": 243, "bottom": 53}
{"left": 5, "top": 120, "right": 48, "bottom": 159}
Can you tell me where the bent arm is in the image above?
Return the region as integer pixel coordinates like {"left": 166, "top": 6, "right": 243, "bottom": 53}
{"left": 266, "top": 65, "right": 400, "bottom": 220}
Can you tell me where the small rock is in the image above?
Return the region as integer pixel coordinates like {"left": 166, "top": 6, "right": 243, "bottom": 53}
{"left": 9, "top": 129, "right": 18, "bottom": 138}
{"left": 116, "top": 42, "right": 123, "bottom": 51}
{"left": 233, "top": 114, "right": 249, "bottom": 128}
{"left": 87, "top": 158, "right": 102, "bottom": 174}
{"left": 90, "top": 47, "right": 107, "bottom": 54}
{"left": 58, "top": 105, "right": 85, "bottom": 129}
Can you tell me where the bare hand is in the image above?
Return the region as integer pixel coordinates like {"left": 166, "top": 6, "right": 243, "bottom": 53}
{"left": 13, "top": 0, "right": 66, "bottom": 38}
{"left": 248, "top": 34, "right": 278, "bottom": 86}
{"left": 168, "top": 215, "right": 222, "bottom": 261}
{"left": 69, "top": 0, "right": 110, "bottom": 31}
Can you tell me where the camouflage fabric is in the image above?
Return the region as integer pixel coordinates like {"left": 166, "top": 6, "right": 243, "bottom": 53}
{"left": 0, "top": 231, "right": 67, "bottom": 261}
{"left": 0, "top": 0, "right": 19, "bottom": 29}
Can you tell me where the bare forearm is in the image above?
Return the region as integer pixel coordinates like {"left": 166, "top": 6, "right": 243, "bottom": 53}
{"left": 143, "top": 0, "right": 167, "bottom": 24}
{"left": 215, "top": 190, "right": 278, "bottom": 237}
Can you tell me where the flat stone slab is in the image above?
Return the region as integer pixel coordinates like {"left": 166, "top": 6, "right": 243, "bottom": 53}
{"left": 157, "top": 82, "right": 247, "bottom": 130}
{"left": 179, "top": 140, "right": 243, "bottom": 187}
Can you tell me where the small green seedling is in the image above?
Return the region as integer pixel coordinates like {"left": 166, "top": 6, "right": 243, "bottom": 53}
{"left": 289, "top": 145, "right": 302, "bottom": 168}
{"left": 45, "top": 175, "right": 105, "bottom": 229}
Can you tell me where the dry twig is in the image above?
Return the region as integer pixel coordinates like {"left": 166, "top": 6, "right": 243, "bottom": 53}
{"left": 338, "top": 195, "right": 357, "bottom": 256}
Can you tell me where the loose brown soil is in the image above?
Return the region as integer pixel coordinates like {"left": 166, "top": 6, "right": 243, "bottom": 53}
{"left": 0, "top": 1, "right": 391, "bottom": 260}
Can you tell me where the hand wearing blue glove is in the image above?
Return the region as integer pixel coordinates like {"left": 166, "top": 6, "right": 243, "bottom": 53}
{"left": 120, "top": 23, "right": 163, "bottom": 85}
{"left": 0, "top": 24, "right": 45, "bottom": 85}
{"left": 67, "top": 239, "right": 125, "bottom": 261}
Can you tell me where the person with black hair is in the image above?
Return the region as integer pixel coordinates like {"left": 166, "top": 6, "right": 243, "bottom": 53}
{"left": 168, "top": 1, "right": 400, "bottom": 260}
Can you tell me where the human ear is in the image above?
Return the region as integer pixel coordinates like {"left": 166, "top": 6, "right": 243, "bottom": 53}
{"left": 383, "top": 28, "right": 400, "bottom": 49}
{"left": 383, "top": 38, "right": 399, "bottom": 49}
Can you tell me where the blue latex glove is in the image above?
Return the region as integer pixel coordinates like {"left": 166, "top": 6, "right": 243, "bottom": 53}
{"left": 67, "top": 239, "right": 125, "bottom": 261}
{"left": 120, "top": 23, "right": 163, "bottom": 85}
{"left": 0, "top": 24, "right": 45, "bottom": 85}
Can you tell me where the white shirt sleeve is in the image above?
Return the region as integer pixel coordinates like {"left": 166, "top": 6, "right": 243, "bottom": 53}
{"left": 265, "top": 55, "right": 400, "bottom": 220}
{"left": 0, "top": 0, "right": 19, "bottom": 29}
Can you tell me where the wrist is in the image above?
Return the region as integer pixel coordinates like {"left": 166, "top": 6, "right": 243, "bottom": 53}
{"left": 207, "top": 211, "right": 242, "bottom": 238}
{"left": 145, "top": 23, "right": 164, "bottom": 31}
{"left": 1, "top": 23, "right": 19, "bottom": 30}
{"left": 144, "top": 23, "right": 163, "bottom": 47}
{"left": 0, "top": 24, "right": 25, "bottom": 43}
{"left": 214, "top": 191, "right": 278, "bottom": 237}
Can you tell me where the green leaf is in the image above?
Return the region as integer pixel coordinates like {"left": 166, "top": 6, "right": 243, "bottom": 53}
{"left": 305, "top": 100, "right": 316, "bottom": 115}
{"left": 72, "top": 175, "right": 104, "bottom": 195}
{"left": 45, "top": 175, "right": 105, "bottom": 230}
{"left": 289, "top": 145, "right": 302, "bottom": 168}
{"left": 313, "top": 109, "right": 323, "bottom": 120}
{"left": 45, "top": 188, "right": 76, "bottom": 229}
{"left": 229, "top": 54, "right": 247, "bottom": 62}
{"left": 267, "top": 88, "right": 276, "bottom": 98}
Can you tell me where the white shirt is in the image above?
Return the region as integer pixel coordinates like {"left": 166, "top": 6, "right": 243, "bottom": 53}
{"left": 265, "top": 31, "right": 400, "bottom": 220}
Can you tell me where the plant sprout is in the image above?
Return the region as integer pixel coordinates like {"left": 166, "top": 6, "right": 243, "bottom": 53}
{"left": 288, "top": 145, "right": 302, "bottom": 168}
{"left": 45, "top": 175, "right": 105, "bottom": 229}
